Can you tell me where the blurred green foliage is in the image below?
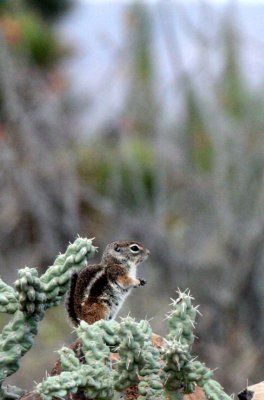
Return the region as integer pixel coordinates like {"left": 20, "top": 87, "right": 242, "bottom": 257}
{"left": 0, "top": 1, "right": 8, "bottom": 12}
{"left": 183, "top": 88, "right": 214, "bottom": 173}
{"left": 77, "top": 137, "right": 156, "bottom": 210}
{"left": 0, "top": 0, "right": 66, "bottom": 69}
{"left": 125, "top": 3, "right": 157, "bottom": 139}
{"left": 130, "top": 4, "right": 152, "bottom": 84}
{"left": 220, "top": 18, "right": 248, "bottom": 118}
{"left": 24, "top": 0, "right": 72, "bottom": 20}
{"left": 17, "top": 13, "right": 62, "bottom": 68}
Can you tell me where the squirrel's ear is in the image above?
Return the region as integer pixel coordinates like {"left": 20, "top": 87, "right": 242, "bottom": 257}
{"left": 114, "top": 244, "right": 120, "bottom": 252}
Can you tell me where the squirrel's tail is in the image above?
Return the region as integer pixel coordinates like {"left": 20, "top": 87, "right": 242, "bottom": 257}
{"left": 65, "top": 272, "right": 79, "bottom": 327}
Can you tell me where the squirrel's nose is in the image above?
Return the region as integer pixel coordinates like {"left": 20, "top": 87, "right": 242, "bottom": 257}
{"left": 146, "top": 249, "right": 150, "bottom": 256}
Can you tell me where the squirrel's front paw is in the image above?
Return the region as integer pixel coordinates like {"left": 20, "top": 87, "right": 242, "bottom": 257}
{"left": 133, "top": 278, "right": 147, "bottom": 288}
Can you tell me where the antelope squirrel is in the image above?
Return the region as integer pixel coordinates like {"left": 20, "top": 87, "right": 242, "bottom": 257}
{"left": 66, "top": 240, "right": 150, "bottom": 326}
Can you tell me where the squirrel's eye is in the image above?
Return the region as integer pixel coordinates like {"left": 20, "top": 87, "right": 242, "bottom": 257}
{"left": 130, "top": 245, "right": 140, "bottom": 253}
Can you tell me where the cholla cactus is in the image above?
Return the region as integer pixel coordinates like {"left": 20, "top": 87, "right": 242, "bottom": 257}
{"left": 114, "top": 318, "right": 151, "bottom": 391}
{"left": 163, "top": 289, "right": 231, "bottom": 400}
{"left": 0, "top": 237, "right": 96, "bottom": 398}
{"left": 0, "top": 237, "right": 232, "bottom": 400}
{"left": 36, "top": 290, "right": 232, "bottom": 400}
{"left": 137, "top": 330, "right": 165, "bottom": 400}
{"left": 36, "top": 318, "right": 165, "bottom": 400}
{"left": 0, "top": 278, "right": 18, "bottom": 314}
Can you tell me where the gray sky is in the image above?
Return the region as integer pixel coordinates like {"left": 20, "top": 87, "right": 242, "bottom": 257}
{"left": 59, "top": 0, "right": 264, "bottom": 137}
{"left": 79, "top": 0, "right": 264, "bottom": 3}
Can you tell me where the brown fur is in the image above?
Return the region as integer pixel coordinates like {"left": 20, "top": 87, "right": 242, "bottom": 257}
{"left": 65, "top": 272, "right": 79, "bottom": 326}
{"left": 106, "top": 263, "right": 140, "bottom": 288}
{"left": 80, "top": 300, "right": 109, "bottom": 325}
{"left": 73, "top": 264, "right": 103, "bottom": 319}
{"left": 116, "top": 274, "right": 140, "bottom": 288}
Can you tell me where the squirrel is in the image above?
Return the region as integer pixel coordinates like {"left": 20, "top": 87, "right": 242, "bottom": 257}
{"left": 65, "top": 240, "right": 150, "bottom": 326}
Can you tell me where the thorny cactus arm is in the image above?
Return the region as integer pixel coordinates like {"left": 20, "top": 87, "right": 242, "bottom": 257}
{"left": 184, "top": 360, "right": 231, "bottom": 400}
{"left": 163, "top": 290, "right": 197, "bottom": 393}
{"left": 37, "top": 348, "right": 85, "bottom": 400}
{"left": 58, "top": 347, "right": 81, "bottom": 371}
{"left": 203, "top": 379, "right": 232, "bottom": 400}
{"left": 137, "top": 324, "right": 165, "bottom": 400}
{"left": 114, "top": 316, "right": 164, "bottom": 399}
{"left": 35, "top": 290, "right": 232, "bottom": 400}
{"left": 36, "top": 370, "right": 88, "bottom": 400}
{"left": 114, "top": 317, "right": 150, "bottom": 391}
{"left": 164, "top": 289, "right": 232, "bottom": 400}
{"left": 15, "top": 267, "right": 46, "bottom": 315}
{"left": 37, "top": 320, "right": 115, "bottom": 400}
{"left": 77, "top": 320, "right": 114, "bottom": 399}
{"left": 166, "top": 290, "right": 197, "bottom": 348}
{"left": 0, "top": 384, "right": 26, "bottom": 399}
{"left": 0, "top": 237, "right": 96, "bottom": 395}
{"left": 1, "top": 260, "right": 233, "bottom": 400}
{"left": 40, "top": 237, "right": 96, "bottom": 308}
{"left": 0, "top": 278, "right": 18, "bottom": 314}
{"left": 36, "top": 318, "right": 166, "bottom": 400}
{"left": 96, "top": 319, "right": 120, "bottom": 348}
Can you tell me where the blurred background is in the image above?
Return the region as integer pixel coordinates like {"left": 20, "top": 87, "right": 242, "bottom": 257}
{"left": 0, "top": 0, "right": 264, "bottom": 395}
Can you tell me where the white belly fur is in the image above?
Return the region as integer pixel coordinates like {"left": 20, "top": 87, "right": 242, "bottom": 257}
{"left": 111, "top": 262, "right": 137, "bottom": 319}
{"left": 127, "top": 261, "right": 137, "bottom": 278}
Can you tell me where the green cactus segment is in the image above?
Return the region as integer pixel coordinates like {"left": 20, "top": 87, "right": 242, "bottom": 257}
{"left": 0, "top": 385, "right": 26, "bottom": 399}
{"left": 166, "top": 289, "right": 197, "bottom": 349}
{"left": 0, "top": 237, "right": 97, "bottom": 388}
{"left": 36, "top": 370, "right": 86, "bottom": 400}
{"left": 0, "top": 278, "right": 18, "bottom": 314}
{"left": 13, "top": 238, "right": 96, "bottom": 315}
{"left": 15, "top": 267, "right": 45, "bottom": 315}
{"left": 40, "top": 237, "right": 96, "bottom": 308}
{"left": 162, "top": 340, "right": 191, "bottom": 392}
{"left": 96, "top": 319, "right": 120, "bottom": 348}
{"left": 0, "top": 311, "right": 40, "bottom": 383}
{"left": 36, "top": 317, "right": 165, "bottom": 400}
{"left": 37, "top": 320, "right": 114, "bottom": 400}
{"left": 138, "top": 332, "right": 165, "bottom": 400}
{"left": 77, "top": 320, "right": 114, "bottom": 399}
{"left": 183, "top": 360, "right": 214, "bottom": 388}
{"left": 58, "top": 347, "right": 81, "bottom": 371}
{"left": 114, "top": 317, "right": 150, "bottom": 391}
{"left": 164, "top": 290, "right": 232, "bottom": 400}
{"left": 113, "top": 317, "right": 164, "bottom": 399}
{"left": 163, "top": 289, "right": 197, "bottom": 392}
{"left": 203, "top": 379, "right": 232, "bottom": 400}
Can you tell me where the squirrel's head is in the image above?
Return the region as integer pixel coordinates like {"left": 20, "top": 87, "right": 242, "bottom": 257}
{"left": 102, "top": 240, "right": 150, "bottom": 267}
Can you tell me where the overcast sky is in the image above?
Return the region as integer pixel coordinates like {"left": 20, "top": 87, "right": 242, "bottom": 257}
{"left": 79, "top": 0, "right": 264, "bottom": 3}
{"left": 60, "top": 0, "right": 264, "bottom": 136}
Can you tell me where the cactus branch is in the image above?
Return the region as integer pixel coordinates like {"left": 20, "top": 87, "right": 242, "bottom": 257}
{"left": 0, "top": 385, "right": 26, "bottom": 399}
{"left": 0, "top": 279, "right": 18, "bottom": 314}
{"left": 163, "top": 289, "right": 232, "bottom": 400}
{"left": 0, "top": 237, "right": 96, "bottom": 390}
